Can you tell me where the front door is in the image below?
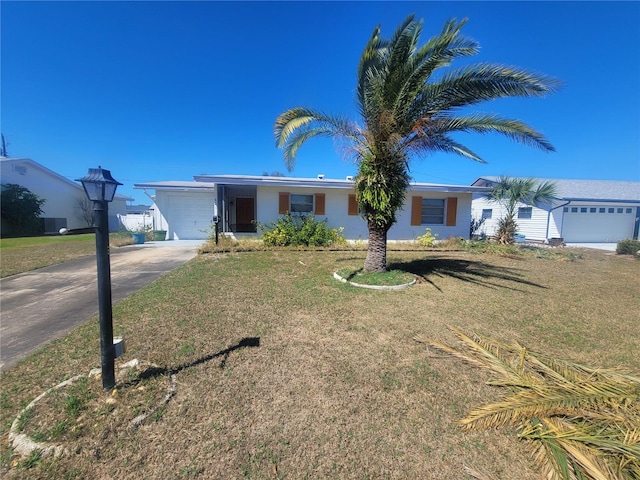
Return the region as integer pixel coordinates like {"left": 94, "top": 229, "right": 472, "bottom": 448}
{"left": 235, "top": 197, "right": 255, "bottom": 232}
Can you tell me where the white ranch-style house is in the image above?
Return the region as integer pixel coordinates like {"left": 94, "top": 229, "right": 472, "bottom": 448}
{"left": 1, "top": 157, "right": 130, "bottom": 233}
{"left": 134, "top": 174, "right": 490, "bottom": 242}
{"left": 471, "top": 177, "right": 640, "bottom": 243}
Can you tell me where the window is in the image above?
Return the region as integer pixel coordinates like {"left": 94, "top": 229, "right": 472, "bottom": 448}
{"left": 589, "top": 207, "right": 596, "bottom": 213}
{"left": 626, "top": 208, "right": 633, "bottom": 214}
{"left": 481, "top": 209, "right": 493, "bottom": 219}
{"left": 421, "top": 199, "right": 445, "bottom": 224}
{"left": 290, "top": 194, "right": 313, "bottom": 214}
{"left": 617, "top": 208, "right": 623, "bottom": 214}
{"left": 599, "top": 208, "right": 606, "bottom": 213}
{"left": 279, "top": 192, "right": 325, "bottom": 215}
{"left": 571, "top": 207, "right": 578, "bottom": 213}
{"left": 563, "top": 207, "right": 569, "bottom": 212}
{"left": 518, "top": 207, "right": 532, "bottom": 219}
{"left": 608, "top": 208, "right": 615, "bottom": 213}
{"left": 580, "top": 207, "right": 587, "bottom": 213}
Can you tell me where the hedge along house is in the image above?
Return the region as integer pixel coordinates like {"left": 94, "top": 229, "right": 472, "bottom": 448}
{"left": 134, "top": 174, "right": 490, "bottom": 241}
{"left": 1, "top": 157, "right": 130, "bottom": 234}
{"left": 471, "top": 177, "right": 640, "bottom": 243}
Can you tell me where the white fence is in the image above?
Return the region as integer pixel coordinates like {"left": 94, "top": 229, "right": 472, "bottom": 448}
{"left": 117, "top": 213, "right": 153, "bottom": 232}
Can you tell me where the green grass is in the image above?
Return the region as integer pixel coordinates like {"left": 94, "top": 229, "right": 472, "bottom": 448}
{"left": 336, "top": 267, "right": 416, "bottom": 286}
{"left": 0, "top": 233, "right": 134, "bottom": 277}
{"left": 1, "top": 246, "right": 638, "bottom": 479}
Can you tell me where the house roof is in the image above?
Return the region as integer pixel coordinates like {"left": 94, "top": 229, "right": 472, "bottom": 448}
{"left": 1, "top": 157, "right": 132, "bottom": 201}
{"left": 138, "top": 174, "right": 489, "bottom": 194}
{"left": 472, "top": 176, "right": 640, "bottom": 203}
{"left": 134, "top": 180, "right": 216, "bottom": 190}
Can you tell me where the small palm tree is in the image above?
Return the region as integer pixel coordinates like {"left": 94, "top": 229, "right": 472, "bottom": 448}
{"left": 487, "top": 177, "right": 557, "bottom": 244}
{"left": 275, "top": 15, "right": 559, "bottom": 272}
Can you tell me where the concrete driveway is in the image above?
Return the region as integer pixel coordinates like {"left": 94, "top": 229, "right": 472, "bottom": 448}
{"left": 0, "top": 241, "right": 201, "bottom": 372}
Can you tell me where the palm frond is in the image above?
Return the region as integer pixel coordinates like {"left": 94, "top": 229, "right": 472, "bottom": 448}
{"left": 418, "top": 326, "right": 640, "bottom": 480}
{"left": 424, "top": 114, "right": 555, "bottom": 152}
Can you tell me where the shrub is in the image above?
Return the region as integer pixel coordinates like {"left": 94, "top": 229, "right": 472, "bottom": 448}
{"left": 416, "top": 228, "right": 438, "bottom": 247}
{"left": 616, "top": 238, "right": 640, "bottom": 255}
{"left": 258, "top": 214, "right": 346, "bottom": 247}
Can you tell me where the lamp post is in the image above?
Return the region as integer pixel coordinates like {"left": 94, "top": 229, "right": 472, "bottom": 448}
{"left": 77, "top": 166, "right": 123, "bottom": 391}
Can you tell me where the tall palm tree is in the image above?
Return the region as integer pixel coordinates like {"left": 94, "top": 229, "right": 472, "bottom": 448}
{"left": 275, "top": 15, "right": 559, "bottom": 272}
{"left": 487, "top": 176, "right": 557, "bottom": 244}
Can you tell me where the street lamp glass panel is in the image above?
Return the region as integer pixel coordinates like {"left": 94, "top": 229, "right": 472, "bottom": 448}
{"left": 77, "top": 167, "right": 123, "bottom": 202}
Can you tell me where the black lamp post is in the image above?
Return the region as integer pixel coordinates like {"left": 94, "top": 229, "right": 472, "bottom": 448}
{"left": 77, "top": 166, "right": 123, "bottom": 391}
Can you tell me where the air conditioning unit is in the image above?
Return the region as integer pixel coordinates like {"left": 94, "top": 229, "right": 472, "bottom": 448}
{"left": 345, "top": 176, "right": 354, "bottom": 181}
{"left": 317, "top": 174, "right": 325, "bottom": 180}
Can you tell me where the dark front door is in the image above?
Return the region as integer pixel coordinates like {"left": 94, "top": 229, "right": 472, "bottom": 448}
{"left": 235, "top": 197, "right": 255, "bottom": 232}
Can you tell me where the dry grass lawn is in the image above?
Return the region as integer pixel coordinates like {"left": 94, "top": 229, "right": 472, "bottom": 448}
{"left": 1, "top": 247, "right": 638, "bottom": 479}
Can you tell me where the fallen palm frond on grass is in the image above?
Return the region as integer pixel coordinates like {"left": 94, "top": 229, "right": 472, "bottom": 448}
{"left": 415, "top": 326, "right": 640, "bottom": 480}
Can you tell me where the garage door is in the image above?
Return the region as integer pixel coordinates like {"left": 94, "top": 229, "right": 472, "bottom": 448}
{"left": 562, "top": 206, "right": 636, "bottom": 242}
{"left": 169, "top": 194, "right": 215, "bottom": 240}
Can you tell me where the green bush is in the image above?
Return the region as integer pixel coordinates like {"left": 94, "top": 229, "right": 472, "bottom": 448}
{"left": 616, "top": 238, "right": 640, "bottom": 255}
{"left": 258, "top": 214, "right": 346, "bottom": 247}
{"left": 416, "top": 228, "right": 438, "bottom": 247}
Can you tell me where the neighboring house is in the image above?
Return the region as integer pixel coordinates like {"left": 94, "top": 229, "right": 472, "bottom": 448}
{"left": 471, "top": 177, "right": 640, "bottom": 243}
{"left": 134, "top": 174, "right": 490, "bottom": 241}
{"left": 1, "top": 157, "right": 130, "bottom": 233}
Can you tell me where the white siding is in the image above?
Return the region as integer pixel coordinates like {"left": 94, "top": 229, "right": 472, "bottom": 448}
{"left": 470, "top": 196, "right": 558, "bottom": 242}
{"left": 1, "top": 159, "right": 128, "bottom": 232}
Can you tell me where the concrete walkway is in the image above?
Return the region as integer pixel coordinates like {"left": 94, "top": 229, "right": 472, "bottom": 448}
{"left": 0, "top": 241, "right": 202, "bottom": 372}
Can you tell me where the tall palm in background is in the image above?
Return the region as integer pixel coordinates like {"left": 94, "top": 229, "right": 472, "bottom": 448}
{"left": 275, "top": 15, "right": 559, "bottom": 272}
{"left": 487, "top": 176, "right": 557, "bottom": 244}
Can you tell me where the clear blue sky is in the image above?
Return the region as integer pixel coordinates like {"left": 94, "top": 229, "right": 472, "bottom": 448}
{"left": 2, "top": 1, "right": 639, "bottom": 204}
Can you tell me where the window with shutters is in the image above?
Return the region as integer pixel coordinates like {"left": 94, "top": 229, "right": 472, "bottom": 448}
{"left": 290, "top": 194, "right": 314, "bottom": 214}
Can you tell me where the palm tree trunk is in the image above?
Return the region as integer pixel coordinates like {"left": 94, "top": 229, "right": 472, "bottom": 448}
{"left": 363, "top": 223, "right": 388, "bottom": 272}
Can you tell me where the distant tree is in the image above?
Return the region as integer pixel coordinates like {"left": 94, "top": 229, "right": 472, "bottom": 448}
{"left": 487, "top": 176, "right": 556, "bottom": 244}
{"left": 261, "top": 171, "right": 286, "bottom": 177}
{"left": 275, "top": 15, "right": 558, "bottom": 272}
{"left": 1, "top": 184, "right": 46, "bottom": 236}
{"left": 76, "top": 196, "right": 94, "bottom": 227}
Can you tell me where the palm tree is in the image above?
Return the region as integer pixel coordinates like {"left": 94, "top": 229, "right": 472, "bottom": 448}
{"left": 275, "top": 15, "right": 559, "bottom": 272}
{"left": 487, "top": 176, "right": 557, "bottom": 244}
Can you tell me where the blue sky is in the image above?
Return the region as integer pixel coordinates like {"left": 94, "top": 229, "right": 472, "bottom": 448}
{"left": 2, "top": 1, "right": 639, "bottom": 204}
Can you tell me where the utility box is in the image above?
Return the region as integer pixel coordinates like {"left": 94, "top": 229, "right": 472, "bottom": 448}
{"left": 113, "top": 337, "right": 126, "bottom": 358}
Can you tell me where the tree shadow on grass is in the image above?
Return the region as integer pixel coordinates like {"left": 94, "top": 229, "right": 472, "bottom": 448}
{"left": 123, "top": 337, "right": 261, "bottom": 386}
{"left": 387, "top": 257, "right": 547, "bottom": 293}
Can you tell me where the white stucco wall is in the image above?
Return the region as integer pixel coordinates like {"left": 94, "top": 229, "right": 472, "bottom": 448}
{"left": 256, "top": 186, "right": 473, "bottom": 241}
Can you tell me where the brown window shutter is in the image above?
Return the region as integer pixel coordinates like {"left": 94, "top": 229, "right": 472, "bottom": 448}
{"left": 314, "top": 193, "right": 325, "bottom": 215}
{"left": 411, "top": 196, "right": 423, "bottom": 226}
{"left": 446, "top": 197, "right": 458, "bottom": 226}
{"left": 348, "top": 194, "right": 359, "bottom": 215}
{"left": 278, "top": 192, "right": 289, "bottom": 214}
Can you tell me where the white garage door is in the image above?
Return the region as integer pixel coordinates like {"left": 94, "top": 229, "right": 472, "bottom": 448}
{"left": 169, "top": 194, "right": 215, "bottom": 240}
{"left": 562, "top": 205, "right": 636, "bottom": 242}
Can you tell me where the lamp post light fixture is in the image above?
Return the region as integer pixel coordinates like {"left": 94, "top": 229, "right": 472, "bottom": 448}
{"left": 77, "top": 166, "right": 123, "bottom": 391}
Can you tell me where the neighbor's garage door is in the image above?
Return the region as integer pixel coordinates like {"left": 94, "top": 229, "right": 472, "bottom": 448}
{"left": 169, "top": 193, "right": 215, "bottom": 240}
{"left": 562, "top": 206, "right": 635, "bottom": 242}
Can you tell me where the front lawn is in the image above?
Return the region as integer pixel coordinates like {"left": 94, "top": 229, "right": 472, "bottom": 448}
{"left": 1, "top": 248, "right": 638, "bottom": 478}
{"left": 0, "top": 233, "right": 134, "bottom": 277}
